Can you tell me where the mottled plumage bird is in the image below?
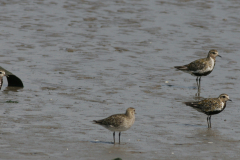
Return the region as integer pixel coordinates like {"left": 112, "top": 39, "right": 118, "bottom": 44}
{"left": 184, "top": 93, "right": 231, "bottom": 128}
{"left": 174, "top": 50, "right": 221, "bottom": 87}
{"left": 0, "top": 70, "right": 6, "bottom": 89}
{"left": 93, "top": 107, "right": 136, "bottom": 144}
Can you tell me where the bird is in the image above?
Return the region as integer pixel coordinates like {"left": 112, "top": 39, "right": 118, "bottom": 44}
{"left": 184, "top": 93, "right": 231, "bottom": 128}
{"left": 174, "top": 50, "right": 221, "bottom": 88}
{"left": 93, "top": 107, "right": 136, "bottom": 144}
{"left": 0, "top": 70, "right": 7, "bottom": 89}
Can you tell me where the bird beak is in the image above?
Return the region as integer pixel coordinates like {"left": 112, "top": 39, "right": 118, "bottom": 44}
{"left": 218, "top": 55, "right": 222, "bottom": 58}
{"left": 228, "top": 99, "right": 232, "bottom": 101}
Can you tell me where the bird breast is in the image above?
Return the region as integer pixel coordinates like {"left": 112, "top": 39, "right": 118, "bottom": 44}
{"left": 205, "top": 57, "right": 215, "bottom": 72}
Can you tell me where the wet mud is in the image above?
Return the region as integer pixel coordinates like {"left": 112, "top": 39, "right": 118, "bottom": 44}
{"left": 0, "top": 0, "right": 240, "bottom": 159}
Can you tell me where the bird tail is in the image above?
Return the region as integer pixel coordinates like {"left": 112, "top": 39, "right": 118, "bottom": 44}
{"left": 92, "top": 120, "right": 100, "bottom": 124}
{"left": 184, "top": 101, "right": 200, "bottom": 109}
{"left": 174, "top": 65, "right": 188, "bottom": 70}
{"left": 184, "top": 102, "right": 192, "bottom": 106}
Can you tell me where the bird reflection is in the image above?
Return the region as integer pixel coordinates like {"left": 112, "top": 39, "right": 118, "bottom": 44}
{"left": 3, "top": 86, "right": 23, "bottom": 93}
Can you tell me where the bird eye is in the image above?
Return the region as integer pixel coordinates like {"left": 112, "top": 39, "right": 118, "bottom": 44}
{"left": 0, "top": 72, "right": 2, "bottom": 74}
{"left": 222, "top": 96, "right": 226, "bottom": 98}
{"left": 212, "top": 52, "right": 216, "bottom": 54}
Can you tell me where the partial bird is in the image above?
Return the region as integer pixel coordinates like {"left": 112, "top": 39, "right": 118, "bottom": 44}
{"left": 0, "top": 70, "right": 7, "bottom": 89}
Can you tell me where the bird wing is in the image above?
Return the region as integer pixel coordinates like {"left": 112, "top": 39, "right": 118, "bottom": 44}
{"left": 186, "top": 58, "right": 207, "bottom": 71}
{"left": 185, "top": 98, "right": 219, "bottom": 113}
{"left": 94, "top": 114, "right": 125, "bottom": 127}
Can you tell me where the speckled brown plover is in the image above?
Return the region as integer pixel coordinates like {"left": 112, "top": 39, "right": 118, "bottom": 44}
{"left": 93, "top": 107, "right": 136, "bottom": 144}
{"left": 174, "top": 50, "right": 221, "bottom": 87}
{"left": 184, "top": 94, "right": 231, "bottom": 128}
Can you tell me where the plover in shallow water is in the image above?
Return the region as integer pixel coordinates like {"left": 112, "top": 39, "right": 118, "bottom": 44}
{"left": 93, "top": 107, "right": 136, "bottom": 144}
{"left": 184, "top": 93, "right": 231, "bottom": 128}
{"left": 174, "top": 50, "right": 221, "bottom": 87}
{"left": 0, "top": 70, "right": 6, "bottom": 89}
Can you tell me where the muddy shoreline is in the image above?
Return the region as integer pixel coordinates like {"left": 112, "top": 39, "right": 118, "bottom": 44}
{"left": 0, "top": 0, "right": 239, "bottom": 159}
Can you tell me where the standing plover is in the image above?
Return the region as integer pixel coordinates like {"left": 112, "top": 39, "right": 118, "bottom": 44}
{"left": 93, "top": 107, "right": 136, "bottom": 144}
{"left": 174, "top": 50, "right": 221, "bottom": 87}
{"left": 0, "top": 70, "right": 6, "bottom": 89}
{"left": 184, "top": 93, "right": 231, "bottom": 128}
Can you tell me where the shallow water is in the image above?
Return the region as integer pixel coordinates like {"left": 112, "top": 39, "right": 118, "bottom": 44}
{"left": 0, "top": 0, "right": 240, "bottom": 159}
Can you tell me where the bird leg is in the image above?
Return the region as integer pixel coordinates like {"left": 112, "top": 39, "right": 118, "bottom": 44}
{"left": 199, "top": 77, "right": 201, "bottom": 88}
{"left": 196, "top": 77, "right": 201, "bottom": 88}
{"left": 119, "top": 132, "right": 121, "bottom": 144}
{"left": 207, "top": 115, "right": 212, "bottom": 128}
{"left": 113, "top": 132, "right": 115, "bottom": 144}
{"left": 196, "top": 77, "right": 199, "bottom": 86}
{"left": 209, "top": 115, "right": 211, "bottom": 128}
{"left": 198, "top": 77, "right": 201, "bottom": 97}
{"left": 207, "top": 116, "right": 209, "bottom": 128}
{"left": 195, "top": 77, "right": 201, "bottom": 97}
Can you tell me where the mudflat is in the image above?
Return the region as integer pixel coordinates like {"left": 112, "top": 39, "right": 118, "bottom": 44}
{"left": 0, "top": 0, "right": 239, "bottom": 159}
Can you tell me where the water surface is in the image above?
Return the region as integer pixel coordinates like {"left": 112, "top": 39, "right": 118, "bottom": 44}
{"left": 0, "top": 0, "right": 240, "bottom": 159}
